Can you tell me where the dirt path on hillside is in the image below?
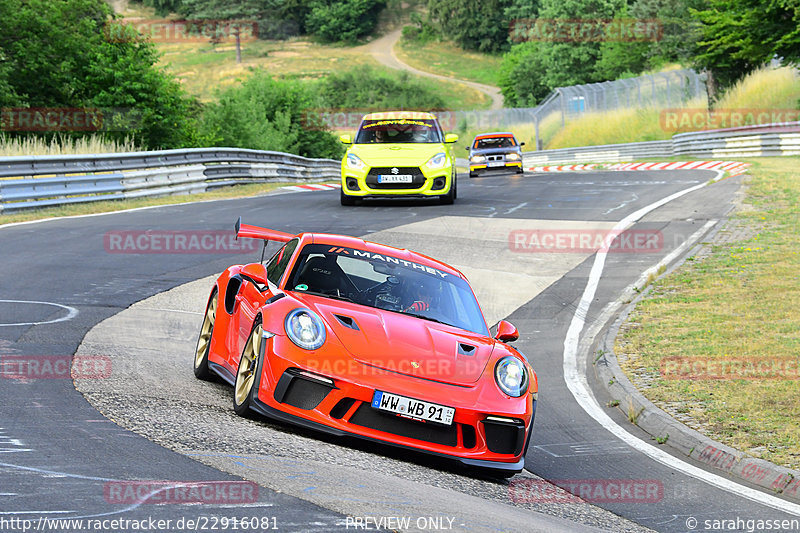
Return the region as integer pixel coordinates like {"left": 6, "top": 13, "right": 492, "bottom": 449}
{"left": 362, "top": 29, "right": 504, "bottom": 110}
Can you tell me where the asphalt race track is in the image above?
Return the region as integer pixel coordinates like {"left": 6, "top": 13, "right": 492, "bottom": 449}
{"left": 1, "top": 169, "right": 799, "bottom": 532}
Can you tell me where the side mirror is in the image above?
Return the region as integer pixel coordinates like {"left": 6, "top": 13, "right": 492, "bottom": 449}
{"left": 519, "top": 141, "right": 526, "bottom": 146}
{"left": 339, "top": 134, "right": 353, "bottom": 144}
{"left": 464, "top": 146, "right": 470, "bottom": 150}
{"left": 444, "top": 133, "right": 459, "bottom": 143}
{"left": 240, "top": 263, "right": 267, "bottom": 285}
{"left": 495, "top": 320, "right": 519, "bottom": 343}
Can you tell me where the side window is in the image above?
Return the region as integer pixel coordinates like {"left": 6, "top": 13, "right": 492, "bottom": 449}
{"left": 266, "top": 239, "right": 299, "bottom": 286}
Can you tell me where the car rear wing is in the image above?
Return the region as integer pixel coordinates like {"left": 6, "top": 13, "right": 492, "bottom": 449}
{"left": 234, "top": 217, "right": 294, "bottom": 243}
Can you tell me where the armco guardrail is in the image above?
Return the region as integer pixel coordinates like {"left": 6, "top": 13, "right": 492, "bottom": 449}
{"left": 524, "top": 121, "right": 800, "bottom": 166}
{"left": 672, "top": 122, "right": 800, "bottom": 158}
{"left": 0, "top": 148, "right": 339, "bottom": 213}
{"left": 523, "top": 140, "right": 673, "bottom": 165}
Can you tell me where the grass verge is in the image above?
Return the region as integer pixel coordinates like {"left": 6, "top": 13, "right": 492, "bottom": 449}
{"left": 0, "top": 181, "right": 332, "bottom": 226}
{"left": 615, "top": 157, "right": 800, "bottom": 469}
{"left": 395, "top": 38, "right": 503, "bottom": 87}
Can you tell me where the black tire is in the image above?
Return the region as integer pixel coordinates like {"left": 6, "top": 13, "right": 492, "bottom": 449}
{"left": 233, "top": 316, "right": 264, "bottom": 417}
{"left": 453, "top": 174, "right": 458, "bottom": 200}
{"left": 340, "top": 189, "right": 356, "bottom": 206}
{"left": 439, "top": 179, "right": 455, "bottom": 205}
{"left": 469, "top": 171, "right": 477, "bottom": 178}
{"left": 516, "top": 167, "right": 524, "bottom": 174}
{"left": 193, "top": 289, "right": 217, "bottom": 380}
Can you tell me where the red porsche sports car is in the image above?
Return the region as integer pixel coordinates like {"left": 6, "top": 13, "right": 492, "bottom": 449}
{"left": 194, "top": 219, "right": 538, "bottom": 476}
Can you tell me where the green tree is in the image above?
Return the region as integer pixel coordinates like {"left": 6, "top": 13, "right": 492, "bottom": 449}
{"left": 0, "top": 0, "right": 202, "bottom": 148}
{"left": 692, "top": 0, "right": 800, "bottom": 89}
{"left": 593, "top": 6, "right": 652, "bottom": 80}
{"left": 533, "top": 0, "right": 625, "bottom": 88}
{"left": 630, "top": 0, "right": 706, "bottom": 68}
{"left": 497, "top": 42, "right": 550, "bottom": 106}
{"left": 200, "top": 71, "right": 343, "bottom": 159}
{"left": 426, "top": 0, "right": 515, "bottom": 52}
{"left": 178, "top": 0, "right": 268, "bottom": 62}
{"left": 316, "top": 65, "right": 448, "bottom": 109}
{"left": 305, "top": 0, "right": 387, "bottom": 43}
{"left": 142, "top": 0, "right": 184, "bottom": 16}
{"left": 180, "top": 0, "right": 301, "bottom": 41}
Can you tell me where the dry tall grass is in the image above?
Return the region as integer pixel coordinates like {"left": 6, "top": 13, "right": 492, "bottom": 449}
{"left": 546, "top": 66, "right": 800, "bottom": 149}
{"left": 0, "top": 135, "right": 140, "bottom": 157}
{"left": 714, "top": 65, "right": 800, "bottom": 110}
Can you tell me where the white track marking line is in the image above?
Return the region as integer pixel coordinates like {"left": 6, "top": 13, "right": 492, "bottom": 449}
{"left": 0, "top": 300, "right": 78, "bottom": 327}
{"left": 138, "top": 308, "right": 203, "bottom": 315}
{"left": 504, "top": 202, "right": 528, "bottom": 215}
{"left": 562, "top": 170, "right": 800, "bottom": 515}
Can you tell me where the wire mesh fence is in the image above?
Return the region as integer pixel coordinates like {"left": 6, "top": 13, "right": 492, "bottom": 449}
{"left": 451, "top": 69, "right": 707, "bottom": 149}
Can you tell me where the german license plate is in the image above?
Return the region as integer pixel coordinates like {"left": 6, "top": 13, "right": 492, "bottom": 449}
{"left": 488, "top": 161, "right": 504, "bottom": 167}
{"left": 378, "top": 175, "right": 413, "bottom": 183}
{"left": 371, "top": 390, "right": 455, "bottom": 425}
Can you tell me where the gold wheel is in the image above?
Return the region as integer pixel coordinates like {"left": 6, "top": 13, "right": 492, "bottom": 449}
{"left": 194, "top": 290, "right": 217, "bottom": 379}
{"left": 234, "top": 321, "right": 262, "bottom": 414}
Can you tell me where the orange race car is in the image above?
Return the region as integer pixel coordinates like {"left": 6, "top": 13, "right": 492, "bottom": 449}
{"left": 194, "top": 219, "right": 538, "bottom": 476}
{"left": 467, "top": 132, "right": 525, "bottom": 177}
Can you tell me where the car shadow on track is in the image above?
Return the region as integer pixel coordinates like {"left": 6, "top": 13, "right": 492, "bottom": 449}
{"left": 243, "top": 409, "right": 513, "bottom": 483}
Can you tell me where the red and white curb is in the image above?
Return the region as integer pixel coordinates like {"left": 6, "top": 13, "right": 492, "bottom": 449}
{"left": 281, "top": 183, "right": 341, "bottom": 192}
{"left": 528, "top": 164, "right": 601, "bottom": 172}
{"left": 528, "top": 161, "right": 750, "bottom": 177}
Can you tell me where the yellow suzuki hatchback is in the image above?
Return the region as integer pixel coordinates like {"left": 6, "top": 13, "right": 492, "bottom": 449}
{"left": 339, "top": 111, "right": 459, "bottom": 206}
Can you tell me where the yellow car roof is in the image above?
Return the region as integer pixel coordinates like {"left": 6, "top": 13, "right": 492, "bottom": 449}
{"left": 362, "top": 111, "right": 437, "bottom": 121}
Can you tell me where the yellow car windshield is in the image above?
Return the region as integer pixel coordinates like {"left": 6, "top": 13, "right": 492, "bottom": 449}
{"left": 356, "top": 119, "right": 442, "bottom": 144}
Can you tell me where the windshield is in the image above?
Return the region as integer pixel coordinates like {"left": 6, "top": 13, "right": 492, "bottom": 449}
{"left": 286, "top": 244, "right": 489, "bottom": 336}
{"left": 474, "top": 136, "right": 516, "bottom": 149}
{"left": 355, "top": 118, "right": 443, "bottom": 144}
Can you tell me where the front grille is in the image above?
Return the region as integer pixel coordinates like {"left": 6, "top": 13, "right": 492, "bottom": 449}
{"left": 273, "top": 369, "right": 333, "bottom": 410}
{"left": 349, "top": 403, "right": 457, "bottom": 446}
{"left": 461, "top": 424, "right": 477, "bottom": 449}
{"left": 366, "top": 167, "right": 425, "bottom": 190}
{"left": 330, "top": 397, "right": 356, "bottom": 419}
{"left": 485, "top": 154, "right": 505, "bottom": 162}
{"left": 482, "top": 418, "right": 526, "bottom": 455}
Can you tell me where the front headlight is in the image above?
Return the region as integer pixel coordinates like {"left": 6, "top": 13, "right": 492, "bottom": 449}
{"left": 346, "top": 153, "right": 365, "bottom": 171}
{"left": 285, "top": 308, "right": 326, "bottom": 350}
{"left": 470, "top": 154, "right": 486, "bottom": 163}
{"left": 425, "top": 152, "right": 447, "bottom": 169}
{"left": 506, "top": 152, "right": 520, "bottom": 161}
{"left": 494, "top": 356, "right": 529, "bottom": 397}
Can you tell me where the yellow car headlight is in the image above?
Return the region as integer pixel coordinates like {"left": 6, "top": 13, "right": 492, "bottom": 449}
{"left": 425, "top": 152, "right": 447, "bottom": 170}
{"left": 506, "top": 153, "right": 521, "bottom": 161}
{"left": 346, "top": 153, "right": 365, "bottom": 171}
{"left": 470, "top": 155, "right": 486, "bottom": 163}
